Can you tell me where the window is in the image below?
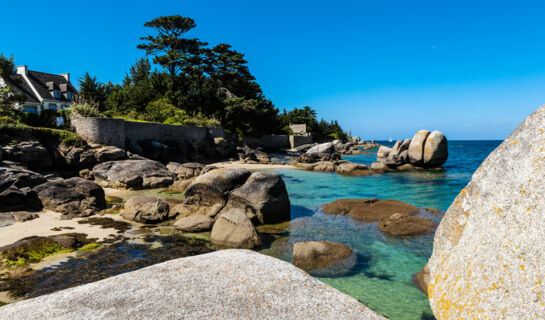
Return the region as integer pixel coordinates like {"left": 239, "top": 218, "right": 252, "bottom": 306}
{"left": 49, "top": 104, "right": 57, "bottom": 110}
{"left": 67, "top": 92, "right": 74, "bottom": 100}
{"left": 53, "top": 90, "right": 61, "bottom": 99}
{"left": 23, "top": 106, "right": 37, "bottom": 114}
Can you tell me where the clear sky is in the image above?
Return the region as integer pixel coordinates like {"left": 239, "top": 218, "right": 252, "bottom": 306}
{"left": 2, "top": 0, "right": 545, "bottom": 140}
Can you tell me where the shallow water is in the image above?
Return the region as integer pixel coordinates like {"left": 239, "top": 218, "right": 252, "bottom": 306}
{"left": 259, "top": 140, "right": 501, "bottom": 320}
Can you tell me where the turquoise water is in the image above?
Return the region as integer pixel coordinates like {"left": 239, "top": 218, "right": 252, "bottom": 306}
{"left": 260, "top": 141, "right": 501, "bottom": 320}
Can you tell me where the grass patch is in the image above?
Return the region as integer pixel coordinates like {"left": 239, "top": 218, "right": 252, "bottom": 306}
{"left": 78, "top": 243, "right": 102, "bottom": 252}
{"left": 0, "top": 123, "right": 85, "bottom": 147}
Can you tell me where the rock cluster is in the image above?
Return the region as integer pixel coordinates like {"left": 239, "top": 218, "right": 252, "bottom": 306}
{"left": 238, "top": 146, "right": 270, "bottom": 164}
{"left": 2, "top": 141, "right": 52, "bottom": 170}
{"left": 373, "top": 130, "right": 448, "bottom": 170}
{"left": 166, "top": 162, "right": 205, "bottom": 179}
{"left": 427, "top": 106, "right": 545, "bottom": 319}
{"left": 171, "top": 168, "right": 291, "bottom": 249}
{"left": 92, "top": 160, "right": 175, "bottom": 189}
{"left": 323, "top": 198, "right": 437, "bottom": 236}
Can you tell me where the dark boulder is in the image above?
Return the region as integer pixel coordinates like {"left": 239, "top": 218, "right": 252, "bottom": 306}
{"left": 92, "top": 160, "right": 175, "bottom": 189}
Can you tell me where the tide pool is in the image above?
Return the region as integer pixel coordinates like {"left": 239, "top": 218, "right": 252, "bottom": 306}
{"left": 260, "top": 140, "right": 501, "bottom": 320}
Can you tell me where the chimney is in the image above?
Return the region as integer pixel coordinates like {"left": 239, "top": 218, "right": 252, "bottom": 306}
{"left": 60, "top": 73, "right": 70, "bottom": 82}
{"left": 16, "top": 65, "right": 28, "bottom": 75}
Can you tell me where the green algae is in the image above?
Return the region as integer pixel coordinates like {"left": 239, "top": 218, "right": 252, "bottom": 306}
{"left": 2, "top": 239, "right": 73, "bottom": 267}
{"left": 77, "top": 243, "right": 102, "bottom": 252}
{"left": 0, "top": 301, "right": 7, "bottom": 307}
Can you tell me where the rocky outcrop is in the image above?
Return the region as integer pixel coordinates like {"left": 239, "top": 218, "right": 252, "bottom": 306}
{"left": 0, "top": 250, "right": 385, "bottom": 320}
{"left": 173, "top": 169, "right": 291, "bottom": 226}
{"left": 377, "top": 213, "right": 436, "bottom": 236}
{"left": 335, "top": 162, "right": 373, "bottom": 176}
{"left": 166, "top": 162, "right": 205, "bottom": 179}
{"left": 2, "top": 141, "right": 52, "bottom": 170}
{"left": 226, "top": 172, "right": 290, "bottom": 224}
{"left": 121, "top": 196, "right": 170, "bottom": 224}
{"left": 306, "top": 142, "right": 335, "bottom": 155}
{"left": 427, "top": 106, "right": 545, "bottom": 319}
{"left": 92, "top": 160, "right": 175, "bottom": 189}
{"left": 0, "top": 166, "right": 47, "bottom": 192}
{"left": 56, "top": 144, "right": 128, "bottom": 170}
{"left": 375, "top": 130, "right": 448, "bottom": 170}
{"left": 174, "top": 215, "right": 214, "bottom": 232}
{"left": 32, "top": 177, "right": 106, "bottom": 219}
{"left": 238, "top": 146, "right": 270, "bottom": 164}
{"left": 292, "top": 241, "right": 354, "bottom": 271}
{"left": 211, "top": 208, "right": 262, "bottom": 249}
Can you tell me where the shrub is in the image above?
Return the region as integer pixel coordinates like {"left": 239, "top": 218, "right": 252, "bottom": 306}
{"left": 71, "top": 103, "right": 105, "bottom": 118}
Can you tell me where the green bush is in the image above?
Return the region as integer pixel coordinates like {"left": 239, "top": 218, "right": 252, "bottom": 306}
{"left": 71, "top": 103, "right": 105, "bottom": 118}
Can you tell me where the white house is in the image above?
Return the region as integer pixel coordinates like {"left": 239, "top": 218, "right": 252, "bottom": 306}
{"left": 0, "top": 65, "right": 77, "bottom": 114}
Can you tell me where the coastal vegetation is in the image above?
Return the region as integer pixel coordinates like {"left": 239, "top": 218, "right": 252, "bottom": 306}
{"left": 73, "top": 15, "right": 347, "bottom": 141}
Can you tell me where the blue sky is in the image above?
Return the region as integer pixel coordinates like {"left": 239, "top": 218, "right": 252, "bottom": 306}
{"left": 2, "top": 0, "right": 545, "bottom": 139}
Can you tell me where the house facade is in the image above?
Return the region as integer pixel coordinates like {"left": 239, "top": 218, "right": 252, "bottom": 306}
{"left": 0, "top": 65, "right": 77, "bottom": 114}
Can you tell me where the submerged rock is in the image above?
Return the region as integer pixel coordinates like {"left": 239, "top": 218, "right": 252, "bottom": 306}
{"left": 122, "top": 196, "right": 170, "bottom": 224}
{"left": 211, "top": 208, "right": 261, "bottom": 249}
{"left": 92, "top": 160, "right": 175, "bottom": 189}
{"left": 427, "top": 106, "right": 545, "bottom": 319}
{"left": 292, "top": 241, "right": 354, "bottom": 272}
{"left": 378, "top": 213, "right": 436, "bottom": 236}
{"left": 323, "top": 198, "right": 419, "bottom": 222}
{"left": 0, "top": 250, "right": 385, "bottom": 319}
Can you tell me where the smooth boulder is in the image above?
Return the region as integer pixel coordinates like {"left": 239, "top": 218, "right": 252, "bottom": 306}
{"left": 305, "top": 142, "right": 334, "bottom": 155}
{"left": 0, "top": 166, "right": 47, "bottom": 192}
{"left": 407, "top": 130, "right": 430, "bottom": 165}
{"left": 122, "top": 196, "right": 170, "bottom": 224}
{"left": 292, "top": 241, "right": 354, "bottom": 271}
{"left": 0, "top": 250, "right": 385, "bottom": 320}
{"left": 211, "top": 208, "right": 261, "bottom": 249}
{"left": 422, "top": 131, "right": 448, "bottom": 167}
{"left": 92, "top": 160, "right": 175, "bottom": 189}
{"left": 428, "top": 106, "right": 545, "bottom": 319}
{"left": 32, "top": 177, "right": 106, "bottom": 219}
{"left": 335, "top": 162, "right": 372, "bottom": 176}
{"left": 174, "top": 215, "right": 214, "bottom": 232}
{"left": 0, "top": 187, "right": 42, "bottom": 212}
{"left": 166, "top": 162, "right": 205, "bottom": 179}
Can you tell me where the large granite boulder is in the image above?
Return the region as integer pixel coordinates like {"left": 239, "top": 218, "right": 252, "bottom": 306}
{"left": 92, "top": 160, "right": 175, "bottom": 189}
{"left": 174, "top": 215, "right": 214, "bottom": 232}
{"left": 376, "top": 146, "right": 392, "bottom": 163}
{"left": 211, "top": 208, "right": 262, "bottom": 249}
{"left": 166, "top": 162, "right": 205, "bottom": 179}
{"left": 323, "top": 198, "right": 419, "bottom": 222}
{"left": 427, "top": 106, "right": 545, "bottom": 319}
{"left": 407, "top": 130, "right": 430, "bottom": 165}
{"left": 122, "top": 196, "right": 170, "bottom": 224}
{"left": 0, "top": 166, "right": 47, "bottom": 192}
{"left": 226, "top": 172, "right": 290, "bottom": 224}
{"left": 0, "top": 250, "right": 385, "bottom": 320}
{"left": 412, "top": 263, "right": 430, "bottom": 295}
{"left": 385, "top": 138, "right": 411, "bottom": 167}
{"left": 172, "top": 168, "right": 251, "bottom": 218}
{"left": 306, "top": 142, "right": 334, "bottom": 155}
{"left": 2, "top": 141, "right": 52, "bottom": 170}
{"left": 292, "top": 241, "right": 354, "bottom": 271}
{"left": 0, "top": 187, "right": 42, "bottom": 212}
{"left": 32, "top": 177, "right": 106, "bottom": 219}
{"left": 93, "top": 146, "right": 127, "bottom": 163}
{"left": 422, "top": 131, "right": 448, "bottom": 167}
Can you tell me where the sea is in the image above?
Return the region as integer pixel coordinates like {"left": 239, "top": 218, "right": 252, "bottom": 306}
{"left": 260, "top": 140, "right": 502, "bottom": 320}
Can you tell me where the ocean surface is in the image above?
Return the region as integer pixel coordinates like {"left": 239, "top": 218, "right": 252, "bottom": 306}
{"left": 260, "top": 140, "right": 502, "bottom": 320}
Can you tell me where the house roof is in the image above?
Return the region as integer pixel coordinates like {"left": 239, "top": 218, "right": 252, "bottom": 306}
{"left": 4, "top": 74, "right": 40, "bottom": 104}
{"left": 26, "top": 70, "right": 77, "bottom": 102}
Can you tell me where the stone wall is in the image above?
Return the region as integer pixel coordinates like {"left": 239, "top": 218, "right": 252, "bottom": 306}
{"left": 290, "top": 135, "right": 313, "bottom": 148}
{"left": 71, "top": 116, "right": 224, "bottom": 148}
{"left": 243, "top": 134, "right": 291, "bottom": 151}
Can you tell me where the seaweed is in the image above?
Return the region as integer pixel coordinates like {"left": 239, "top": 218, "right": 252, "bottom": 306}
{"left": 77, "top": 217, "right": 131, "bottom": 233}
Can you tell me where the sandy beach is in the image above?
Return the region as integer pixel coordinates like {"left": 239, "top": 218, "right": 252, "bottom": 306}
{"left": 0, "top": 211, "right": 123, "bottom": 247}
